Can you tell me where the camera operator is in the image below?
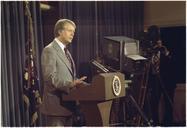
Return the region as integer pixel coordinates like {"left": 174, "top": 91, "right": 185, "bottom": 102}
{"left": 148, "top": 39, "right": 176, "bottom": 126}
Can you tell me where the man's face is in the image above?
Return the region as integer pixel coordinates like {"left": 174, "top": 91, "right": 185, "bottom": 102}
{"left": 58, "top": 23, "right": 75, "bottom": 45}
{"left": 157, "top": 40, "right": 162, "bottom": 47}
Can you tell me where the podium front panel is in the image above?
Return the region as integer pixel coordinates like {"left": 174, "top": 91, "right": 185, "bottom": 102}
{"left": 63, "top": 72, "right": 126, "bottom": 101}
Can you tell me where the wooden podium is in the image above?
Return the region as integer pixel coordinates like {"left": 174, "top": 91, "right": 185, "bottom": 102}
{"left": 63, "top": 72, "right": 126, "bottom": 126}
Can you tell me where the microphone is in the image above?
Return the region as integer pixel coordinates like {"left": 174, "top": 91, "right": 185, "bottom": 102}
{"left": 91, "top": 60, "right": 109, "bottom": 73}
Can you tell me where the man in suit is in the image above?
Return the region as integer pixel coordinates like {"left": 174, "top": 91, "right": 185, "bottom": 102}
{"left": 40, "top": 19, "right": 87, "bottom": 126}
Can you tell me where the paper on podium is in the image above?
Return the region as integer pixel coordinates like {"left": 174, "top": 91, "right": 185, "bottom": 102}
{"left": 127, "top": 55, "right": 147, "bottom": 61}
{"left": 124, "top": 42, "right": 147, "bottom": 61}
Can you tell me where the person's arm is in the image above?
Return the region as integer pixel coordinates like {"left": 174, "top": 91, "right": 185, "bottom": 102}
{"left": 73, "top": 76, "right": 89, "bottom": 87}
{"left": 154, "top": 42, "right": 170, "bottom": 57}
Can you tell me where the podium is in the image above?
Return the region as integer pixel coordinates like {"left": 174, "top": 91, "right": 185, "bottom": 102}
{"left": 63, "top": 72, "right": 126, "bottom": 126}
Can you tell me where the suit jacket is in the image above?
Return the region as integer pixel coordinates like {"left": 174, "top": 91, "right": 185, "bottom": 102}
{"left": 40, "top": 40, "right": 76, "bottom": 116}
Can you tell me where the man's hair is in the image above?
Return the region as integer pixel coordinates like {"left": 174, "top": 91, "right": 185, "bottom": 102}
{"left": 54, "top": 19, "right": 76, "bottom": 37}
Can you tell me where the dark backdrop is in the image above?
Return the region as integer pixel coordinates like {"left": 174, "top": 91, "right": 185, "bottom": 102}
{"left": 160, "top": 26, "right": 186, "bottom": 83}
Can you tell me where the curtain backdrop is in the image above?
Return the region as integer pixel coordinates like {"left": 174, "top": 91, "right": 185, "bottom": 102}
{"left": 1, "top": 1, "right": 44, "bottom": 126}
{"left": 1, "top": 1, "right": 144, "bottom": 126}
{"left": 58, "top": 2, "right": 97, "bottom": 78}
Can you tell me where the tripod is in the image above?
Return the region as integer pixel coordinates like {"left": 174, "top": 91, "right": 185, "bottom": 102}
{"left": 122, "top": 60, "right": 152, "bottom": 126}
{"left": 123, "top": 90, "right": 152, "bottom": 126}
{"left": 140, "top": 57, "right": 174, "bottom": 126}
{"left": 109, "top": 86, "right": 152, "bottom": 127}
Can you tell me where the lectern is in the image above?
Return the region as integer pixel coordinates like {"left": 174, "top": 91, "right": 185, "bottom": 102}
{"left": 63, "top": 72, "right": 126, "bottom": 126}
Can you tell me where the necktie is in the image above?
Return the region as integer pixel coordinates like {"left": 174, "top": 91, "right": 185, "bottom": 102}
{"left": 64, "top": 48, "right": 76, "bottom": 78}
{"left": 151, "top": 51, "right": 160, "bottom": 74}
{"left": 64, "top": 48, "right": 72, "bottom": 67}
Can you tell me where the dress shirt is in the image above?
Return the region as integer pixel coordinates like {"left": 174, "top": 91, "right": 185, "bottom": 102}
{"left": 55, "top": 38, "right": 66, "bottom": 53}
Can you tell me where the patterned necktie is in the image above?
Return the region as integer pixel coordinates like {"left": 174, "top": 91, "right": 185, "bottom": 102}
{"left": 64, "top": 48, "right": 76, "bottom": 78}
{"left": 151, "top": 51, "right": 160, "bottom": 74}
{"left": 64, "top": 48, "right": 72, "bottom": 66}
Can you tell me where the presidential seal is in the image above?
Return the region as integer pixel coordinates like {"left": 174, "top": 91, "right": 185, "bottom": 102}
{"left": 112, "top": 75, "right": 121, "bottom": 96}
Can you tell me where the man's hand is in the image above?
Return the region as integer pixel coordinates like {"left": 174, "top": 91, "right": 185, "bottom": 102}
{"left": 72, "top": 76, "right": 87, "bottom": 88}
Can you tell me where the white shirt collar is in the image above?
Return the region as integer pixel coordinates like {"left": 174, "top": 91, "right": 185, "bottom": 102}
{"left": 55, "top": 38, "right": 66, "bottom": 53}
